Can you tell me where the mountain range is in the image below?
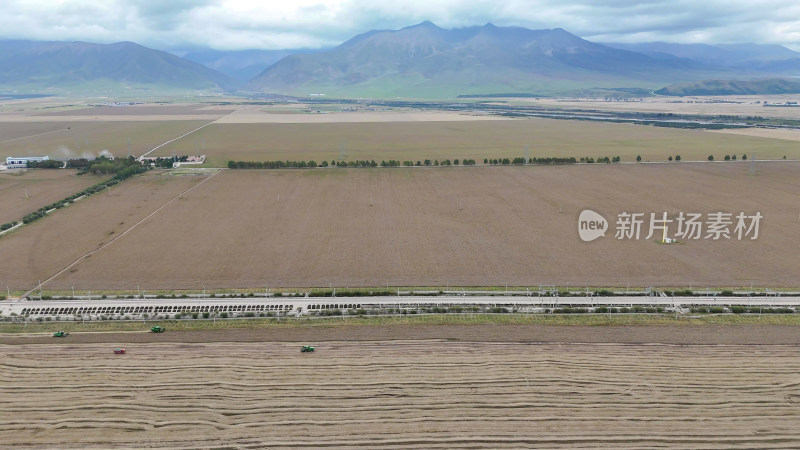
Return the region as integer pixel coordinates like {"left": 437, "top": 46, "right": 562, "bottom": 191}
{"left": 0, "top": 40, "right": 239, "bottom": 93}
{"left": 247, "top": 21, "right": 717, "bottom": 97}
{"left": 2, "top": 22, "right": 800, "bottom": 98}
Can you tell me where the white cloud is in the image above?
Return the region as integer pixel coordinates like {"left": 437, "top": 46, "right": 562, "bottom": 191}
{"left": 0, "top": 0, "right": 798, "bottom": 50}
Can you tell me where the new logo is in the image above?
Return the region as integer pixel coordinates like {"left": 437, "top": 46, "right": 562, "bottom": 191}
{"left": 578, "top": 209, "right": 608, "bottom": 242}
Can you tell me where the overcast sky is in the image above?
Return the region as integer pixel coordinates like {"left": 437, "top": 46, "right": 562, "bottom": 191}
{"left": 2, "top": 0, "right": 799, "bottom": 51}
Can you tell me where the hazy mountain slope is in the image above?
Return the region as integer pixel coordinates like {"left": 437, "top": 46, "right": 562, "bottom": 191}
{"left": 605, "top": 42, "right": 800, "bottom": 67}
{"left": 182, "top": 48, "right": 321, "bottom": 81}
{"left": 0, "top": 40, "right": 240, "bottom": 91}
{"left": 656, "top": 78, "right": 800, "bottom": 96}
{"left": 247, "top": 22, "right": 718, "bottom": 98}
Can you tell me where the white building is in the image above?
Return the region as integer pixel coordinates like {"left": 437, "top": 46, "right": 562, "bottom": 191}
{"left": 5, "top": 156, "right": 49, "bottom": 169}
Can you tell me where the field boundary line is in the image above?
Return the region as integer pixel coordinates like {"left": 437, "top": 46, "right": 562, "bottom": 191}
{"left": 137, "top": 122, "right": 214, "bottom": 160}
{"left": 22, "top": 170, "right": 221, "bottom": 298}
{"left": 0, "top": 127, "right": 70, "bottom": 144}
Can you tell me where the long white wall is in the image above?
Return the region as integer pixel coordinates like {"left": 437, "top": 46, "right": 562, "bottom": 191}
{"left": 2, "top": 295, "right": 799, "bottom": 319}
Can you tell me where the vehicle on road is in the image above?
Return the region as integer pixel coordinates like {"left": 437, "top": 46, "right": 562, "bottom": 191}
{"left": 113, "top": 348, "right": 126, "bottom": 354}
{"left": 52, "top": 331, "right": 69, "bottom": 338}
{"left": 151, "top": 325, "right": 165, "bottom": 333}
{"left": 301, "top": 345, "right": 315, "bottom": 352}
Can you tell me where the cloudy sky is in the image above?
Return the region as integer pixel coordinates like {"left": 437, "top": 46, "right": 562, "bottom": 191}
{"left": 2, "top": 0, "right": 799, "bottom": 51}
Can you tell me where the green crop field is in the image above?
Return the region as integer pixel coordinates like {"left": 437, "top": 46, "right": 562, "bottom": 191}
{"left": 4, "top": 313, "right": 800, "bottom": 334}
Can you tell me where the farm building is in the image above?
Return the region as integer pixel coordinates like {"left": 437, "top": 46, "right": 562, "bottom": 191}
{"left": 6, "top": 156, "right": 49, "bottom": 169}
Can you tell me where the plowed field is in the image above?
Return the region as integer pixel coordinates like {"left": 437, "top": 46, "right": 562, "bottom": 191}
{"left": 5, "top": 161, "right": 794, "bottom": 291}
{"left": 3, "top": 327, "right": 800, "bottom": 448}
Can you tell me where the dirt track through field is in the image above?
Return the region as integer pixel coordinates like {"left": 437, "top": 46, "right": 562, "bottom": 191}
{"left": 28, "top": 161, "right": 800, "bottom": 290}
{"left": 137, "top": 121, "right": 216, "bottom": 159}
{"left": 3, "top": 331, "right": 800, "bottom": 448}
{"left": 20, "top": 170, "right": 220, "bottom": 298}
{"left": 0, "top": 127, "right": 69, "bottom": 144}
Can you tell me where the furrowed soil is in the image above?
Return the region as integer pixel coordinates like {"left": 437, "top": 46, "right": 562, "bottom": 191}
{"left": 152, "top": 118, "right": 800, "bottom": 166}
{"left": 0, "top": 169, "right": 105, "bottom": 224}
{"left": 2, "top": 324, "right": 800, "bottom": 448}
{"left": 11, "top": 161, "right": 798, "bottom": 291}
{"left": 0, "top": 170, "right": 213, "bottom": 289}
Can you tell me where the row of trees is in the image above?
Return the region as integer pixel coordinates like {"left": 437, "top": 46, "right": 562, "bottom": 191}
{"left": 25, "top": 160, "right": 63, "bottom": 169}
{"left": 18, "top": 162, "right": 148, "bottom": 226}
{"left": 633, "top": 154, "right": 753, "bottom": 162}
{"left": 228, "top": 160, "right": 326, "bottom": 169}
{"left": 1, "top": 221, "right": 17, "bottom": 231}
{"left": 228, "top": 158, "right": 480, "bottom": 169}
{"left": 708, "top": 154, "right": 748, "bottom": 161}
{"left": 483, "top": 157, "right": 620, "bottom": 165}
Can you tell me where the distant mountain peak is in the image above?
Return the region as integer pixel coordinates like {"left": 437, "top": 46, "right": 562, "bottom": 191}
{"left": 405, "top": 20, "right": 440, "bottom": 30}
{"left": 246, "top": 22, "right": 698, "bottom": 98}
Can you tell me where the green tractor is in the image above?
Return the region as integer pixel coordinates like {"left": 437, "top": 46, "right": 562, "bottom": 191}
{"left": 301, "top": 345, "right": 315, "bottom": 353}
{"left": 52, "top": 331, "right": 69, "bottom": 338}
{"left": 150, "top": 325, "right": 165, "bottom": 333}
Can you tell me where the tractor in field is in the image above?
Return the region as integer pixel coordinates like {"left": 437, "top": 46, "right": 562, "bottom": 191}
{"left": 150, "top": 325, "right": 165, "bottom": 333}
{"left": 52, "top": 331, "right": 69, "bottom": 338}
{"left": 301, "top": 345, "right": 315, "bottom": 352}
{"left": 113, "top": 348, "right": 126, "bottom": 354}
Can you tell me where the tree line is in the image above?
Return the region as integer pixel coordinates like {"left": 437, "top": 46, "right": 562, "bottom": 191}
{"left": 29, "top": 155, "right": 191, "bottom": 172}
{"left": 6, "top": 159, "right": 150, "bottom": 232}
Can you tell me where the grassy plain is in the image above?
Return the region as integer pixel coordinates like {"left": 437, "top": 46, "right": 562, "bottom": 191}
{"left": 3, "top": 336, "right": 800, "bottom": 448}
{"left": 153, "top": 119, "right": 800, "bottom": 166}
{"left": 2, "top": 162, "right": 796, "bottom": 292}
{"left": 5, "top": 313, "right": 800, "bottom": 335}
{"left": 0, "top": 169, "right": 105, "bottom": 224}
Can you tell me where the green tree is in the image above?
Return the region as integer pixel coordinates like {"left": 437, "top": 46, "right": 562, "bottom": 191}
{"left": 708, "top": 155, "right": 714, "bottom": 161}
{"left": 636, "top": 155, "right": 642, "bottom": 162}
{"left": 675, "top": 155, "right": 681, "bottom": 161}
{"left": 668, "top": 156, "right": 673, "bottom": 161}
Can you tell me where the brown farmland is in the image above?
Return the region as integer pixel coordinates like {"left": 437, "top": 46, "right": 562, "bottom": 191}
{"left": 0, "top": 122, "right": 73, "bottom": 143}
{"left": 0, "top": 120, "right": 211, "bottom": 159}
{"left": 3, "top": 332, "right": 800, "bottom": 448}
{"left": 2, "top": 162, "right": 797, "bottom": 292}
{"left": 152, "top": 118, "right": 800, "bottom": 167}
{"left": 0, "top": 170, "right": 212, "bottom": 289}
{"left": 0, "top": 169, "right": 105, "bottom": 224}
{"left": 34, "top": 103, "right": 236, "bottom": 117}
